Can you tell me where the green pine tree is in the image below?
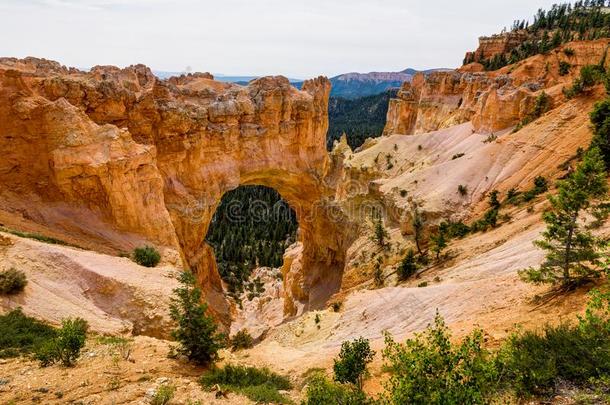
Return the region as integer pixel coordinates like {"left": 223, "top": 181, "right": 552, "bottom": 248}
{"left": 169, "top": 271, "right": 226, "bottom": 365}
{"left": 430, "top": 231, "right": 447, "bottom": 261}
{"left": 372, "top": 216, "right": 389, "bottom": 248}
{"left": 412, "top": 207, "right": 425, "bottom": 256}
{"left": 520, "top": 147, "right": 609, "bottom": 288}
{"left": 398, "top": 249, "right": 418, "bottom": 281}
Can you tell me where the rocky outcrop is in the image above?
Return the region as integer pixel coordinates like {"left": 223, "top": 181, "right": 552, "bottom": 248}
{"left": 0, "top": 58, "right": 353, "bottom": 325}
{"left": 464, "top": 32, "right": 528, "bottom": 64}
{"left": 384, "top": 40, "right": 610, "bottom": 136}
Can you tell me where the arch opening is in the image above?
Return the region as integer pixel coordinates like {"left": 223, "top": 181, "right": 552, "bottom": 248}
{"left": 205, "top": 185, "right": 298, "bottom": 304}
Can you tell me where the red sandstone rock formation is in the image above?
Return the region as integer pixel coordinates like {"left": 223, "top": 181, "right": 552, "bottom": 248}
{"left": 0, "top": 58, "right": 351, "bottom": 324}
{"left": 384, "top": 40, "right": 610, "bottom": 136}
{"left": 464, "top": 31, "right": 529, "bottom": 64}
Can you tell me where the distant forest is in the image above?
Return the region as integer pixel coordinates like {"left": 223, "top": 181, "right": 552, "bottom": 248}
{"left": 467, "top": 1, "right": 610, "bottom": 70}
{"left": 208, "top": 89, "right": 396, "bottom": 294}
{"left": 326, "top": 89, "right": 396, "bottom": 150}
{"left": 205, "top": 185, "right": 298, "bottom": 296}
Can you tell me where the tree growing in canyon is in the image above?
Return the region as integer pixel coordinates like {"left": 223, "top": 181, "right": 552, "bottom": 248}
{"left": 520, "top": 147, "right": 608, "bottom": 288}
{"left": 590, "top": 97, "right": 610, "bottom": 167}
{"left": 333, "top": 337, "right": 375, "bottom": 391}
{"left": 398, "top": 249, "right": 418, "bottom": 281}
{"left": 169, "top": 271, "right": 226, "bottom": 366}
{"left": 412, "top": 206, "right": 425, "bottom": 256}
{"left": 430, "top": 231, "right": 448, "bottom": 261}
{"left": 372, "top": 216, "right": 389, "bottom": 249}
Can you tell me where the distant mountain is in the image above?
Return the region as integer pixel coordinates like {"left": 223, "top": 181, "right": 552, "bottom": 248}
{"left": 152, "top": 71, "right": 300, "bottom": 84}
{"left": 292, "top": 68, "right": 449, "bottom": 99}
{"left": 152, "top": 68, "right": 449, "bottom": 99}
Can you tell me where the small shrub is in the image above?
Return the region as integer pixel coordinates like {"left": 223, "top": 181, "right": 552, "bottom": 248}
{"left": 132, "top": 246, "right": 161, "bottom": 267}
{"left": 399, "top": 189, "right": 408, "bottom": 198}
{"left": 315, "top": 313, "right": 322, "bottom": 328}
{"left": 36, "top": 317, "right": 88, "bottom": 367}
{"left": 0, "top": 308, "right": 56, "bottom": 358}
{"left": 333, "top": 337, "right": 375, "bottom": 390}
{"left": 563, "top": 47, "right": 575, "bottom": 57}
{"left": 417, "top": 281, "right": 428, "bottom": 288}
{"left": 483, "top": 133, "right": 497, "bottom": 143}
{"left": 451, "top": 153, "right": 465, "bottom": 160}
{"left": 230, "top": 329, "right": 254, "bottom": 351}
{"left": 0, "top": 226, "right": 73, "bottom": 247}
{"left": 200, "top": 364, "right": 291, "bottom": 404}
{"left": 303, "top": 372, "right": 370, "bottom": 405}
{"left": 564, "top": 64, "right": 606, "bottom": 98}
{"left": 521, "top": 176, "right": 549, "bottom": 203}
{"left": 439, "top": 220, "right": 470, "bottom": 239}
{"left": 0, "top": 268, "right": 27, "bottom": 295}
{"left": 457, "top": 184, "right": 468, "bottom": 196}
{"left": 559, "top": 61, "right": 571, "bottom": 76}
{"left": 499, "top": 317, "right": 610, "bottom": 396}
{"left": 330, "top": 301, "right": 343, "bottom": 312}
{"left": 514, "top": 92, "right": 551, "bottom": 132}
{"left": 506, "top": 187, "right": 520, "bottom": 204}
{"left": 151, "top": 384, "right": 176, "bottom": 405}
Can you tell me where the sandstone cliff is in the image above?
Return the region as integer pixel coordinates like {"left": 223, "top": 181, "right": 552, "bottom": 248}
{"left": 384, "top": 40, "right": 610, "bottom": 136}
{"left": 0, "top": 58, "right": 349, "bottom": 324}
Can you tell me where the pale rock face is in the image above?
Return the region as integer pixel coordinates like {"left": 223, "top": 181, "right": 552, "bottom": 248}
{"left": 0, "top": 58, "right": 354, "bottom": 325}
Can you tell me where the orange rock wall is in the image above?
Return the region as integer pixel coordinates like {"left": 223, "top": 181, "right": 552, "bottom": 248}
{"left": 384, "top": 40, "right": 610, "bottom": 136}
{"left": 0, "top": 58, "right": 353, "bottom": 322}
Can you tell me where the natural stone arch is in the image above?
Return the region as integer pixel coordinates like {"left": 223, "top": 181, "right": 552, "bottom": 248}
{"left": 138, "top": 75, "right": 352, "bottom": 322}
{"left": 0, "top": 60, "right": 354, "bottom": 325}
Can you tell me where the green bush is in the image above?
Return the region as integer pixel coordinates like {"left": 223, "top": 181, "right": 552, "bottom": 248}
{"left": 382, "top": 312, "right": 497, "bottom": 404}
{"left": 564, "top": 64, "right": 606, "bottom": 98}
{"left": 230, "top": 329, "right": 254, "bottom": 351}
{"left": 590, "top": 98, "right": 610, "bottom": 167}
{"left": 151, "top": 384, "right": 175, "bottom": 405}
{"left": 303, "top": 372, "right": 370, "bottom": 405}
{"left": 498, "top": 289, "right": 610, "bottom": 396}
{"left": 0, "top": 226, "right": 74, "bottom": 247}
{"left": 439, "top": 220, "right": 471, "bottom": 239}
{"left": 169, "top": 271, "right": 226, "bottom": 366}
{"left": 457, "top": 184, "right": 468, "bottom": 196}
{"left": 559, "top": 61, "right": 571, "bottom": 76}
{"left": 333, "top": 337, "right": 375, "bottom": 390}
{"left": 133, "top": 246, "right": 161, "bottom": 267}
{"left": 200, "top": 364, "right": 291, "bottom": 404}
{"left": 0, "top": 268, "right": 27, "bottom": 295}
{"left": 515, "top": 92, "right": 552, "bottom": 132}
{"left": 0, "top": 308, "right": 56, "bottom": 358}
{"left": 521, "top": 176, "right": 549, "bottom": 202}
{"left": 35, "top": 317, "right": 88, "bottom": 367}
{"left": 506, "top": 187, "right": 521, "bottom": 205}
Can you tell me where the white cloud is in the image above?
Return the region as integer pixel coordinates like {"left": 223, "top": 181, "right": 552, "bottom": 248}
{"left": 0, "top": 0, "right": 560, "bottom": 78}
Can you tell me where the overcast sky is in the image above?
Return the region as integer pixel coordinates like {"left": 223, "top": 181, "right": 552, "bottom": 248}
{"left": 0, "top": 0, "right": 560, "bottom": 78}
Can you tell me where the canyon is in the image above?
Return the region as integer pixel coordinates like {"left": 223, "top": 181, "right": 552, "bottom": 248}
{"left": 0, "top": 33, "right": 609, "bottom": 403}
